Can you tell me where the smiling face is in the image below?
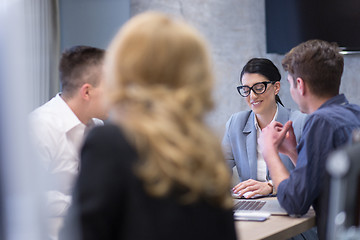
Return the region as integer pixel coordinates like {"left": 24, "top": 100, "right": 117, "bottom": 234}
{"left": 241, "top": 73, "right": 280, "bottom": 116}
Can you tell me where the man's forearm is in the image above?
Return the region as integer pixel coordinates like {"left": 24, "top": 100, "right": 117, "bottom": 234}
{"left": 287, "top": 150, "right": 298, "bottom": 166}
{"left": 263, "top": 149, "right": 290, "bottom": 189}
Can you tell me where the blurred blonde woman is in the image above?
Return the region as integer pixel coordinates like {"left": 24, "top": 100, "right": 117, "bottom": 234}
{"left": 60, "top": 12, "right": 237, "bottom": 240}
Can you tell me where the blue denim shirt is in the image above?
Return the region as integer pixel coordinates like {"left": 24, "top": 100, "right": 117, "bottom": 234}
{"left": 277, "top": 94, "right": 360, "bottom": 218}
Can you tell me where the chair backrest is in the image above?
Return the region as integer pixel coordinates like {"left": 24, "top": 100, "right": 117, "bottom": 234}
{"left": 325, "top": 130, "right": 360, "bottom": 240}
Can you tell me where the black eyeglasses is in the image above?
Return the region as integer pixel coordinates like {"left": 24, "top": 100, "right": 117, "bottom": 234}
{"left": 237, "top": 81, "right": 276, "bottom": 97}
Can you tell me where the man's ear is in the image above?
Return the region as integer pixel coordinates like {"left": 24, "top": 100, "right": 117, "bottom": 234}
{"left": 80, "top": 83, "right": 91, "bottom": 101}
{"left": 297, "top": 77, "right": 306, "bottom": 96}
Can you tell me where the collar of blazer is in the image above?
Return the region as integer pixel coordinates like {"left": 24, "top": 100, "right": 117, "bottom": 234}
{"left": 242, "top": 103, "right": 290, "bottom": 134}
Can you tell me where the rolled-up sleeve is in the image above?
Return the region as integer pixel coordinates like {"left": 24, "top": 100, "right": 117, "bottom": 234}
{"left": 277, "top": 115, "right": 336, "bottom": 216}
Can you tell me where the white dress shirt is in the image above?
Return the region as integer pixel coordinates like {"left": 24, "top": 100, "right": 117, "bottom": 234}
{"left": 29, "top": 93, "right": 102, "bottom": 239}
{"left": 254, "top": 105, "right": 278, "bottom": 181}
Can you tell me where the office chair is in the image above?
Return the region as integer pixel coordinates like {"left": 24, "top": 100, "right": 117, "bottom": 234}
{"left": 325, "top": 130, "right": 360, "bottom": 240}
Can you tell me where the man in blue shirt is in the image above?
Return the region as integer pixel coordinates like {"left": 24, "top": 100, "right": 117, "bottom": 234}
{"left": 259, "top": 39, "right": 360, "bottom": 240}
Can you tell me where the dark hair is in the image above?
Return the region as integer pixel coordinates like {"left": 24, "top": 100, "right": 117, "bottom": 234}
{"left": 59, "top": 45, "right": 105, "bottom": 97}
{"left": 282, "top": 39, "right": 343, "bottom": 98}
{"left": 240, "top": 58, "right": 284, "bottom": 106}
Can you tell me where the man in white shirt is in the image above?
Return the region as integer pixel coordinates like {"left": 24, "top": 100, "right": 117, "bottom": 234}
{"left": 28, "top": 46, "right": 108, "bottom": 240}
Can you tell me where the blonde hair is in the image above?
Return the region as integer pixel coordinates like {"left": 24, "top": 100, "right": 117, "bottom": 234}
{"left": 105, "top": 12, "right": 232, "bottom": 208}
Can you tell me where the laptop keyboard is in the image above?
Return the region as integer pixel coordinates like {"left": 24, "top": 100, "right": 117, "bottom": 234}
{"left": 234, "top": 200, "right": 266, "bottom": 211}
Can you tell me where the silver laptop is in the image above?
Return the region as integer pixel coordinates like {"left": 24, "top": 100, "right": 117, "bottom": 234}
{"left": 233, "top": 198, "right": 288, "bottom": 215}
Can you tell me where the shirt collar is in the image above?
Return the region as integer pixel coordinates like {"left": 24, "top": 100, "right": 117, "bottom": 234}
{"left": 55, "top": 93, "right": 85, "bottom": 132}
{"left": 318, "top": 94, "right": 348, "bottom": 110}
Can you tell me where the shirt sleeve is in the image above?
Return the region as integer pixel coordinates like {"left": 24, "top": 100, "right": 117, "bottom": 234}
{"left": 28, "top": 119, "right": 54, "bottom": 171}
{"left": 46, "top": 191, "right": 72, "bottom": 216}
{"left": 29, "top": 118, "right": 71, "bottom": 217}
{"left": 277, "top": 115, "right": 338, "bottom": 215}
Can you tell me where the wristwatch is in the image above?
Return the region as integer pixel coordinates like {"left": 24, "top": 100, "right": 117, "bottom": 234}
{"left": 267, "top": 180, "right": 277, "bottom": 195}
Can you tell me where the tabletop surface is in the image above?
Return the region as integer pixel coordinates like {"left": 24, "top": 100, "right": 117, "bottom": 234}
{"left": 233, "top": 198, "right": 316, "bottom": 240}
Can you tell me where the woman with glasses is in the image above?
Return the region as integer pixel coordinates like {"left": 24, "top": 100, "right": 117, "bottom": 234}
{"left": 222, "top": 58, "right": 307, "bottom": 198}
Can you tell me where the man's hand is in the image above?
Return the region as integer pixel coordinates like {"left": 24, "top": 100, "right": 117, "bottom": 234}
{"left": 232, "top": 179, "right": 273, "bottom": 198}
{"left": 258, "top": 121, "right": 291, "bottom": 154}
{"left": 258, "top": 121, "right": 292, "bottom": 188}
{"left": 278, "top": 121, "right": 298, "bottom": 165}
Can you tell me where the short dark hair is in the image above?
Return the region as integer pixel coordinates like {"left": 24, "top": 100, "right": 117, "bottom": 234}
{"left": 282, "top": 39, "right": 344, "bottom": 98}
{"left": 59, "top": 46, "right": 105, "bottom": 97}
{"left": 240, "top": 58, "right": 283, "bottom": 106}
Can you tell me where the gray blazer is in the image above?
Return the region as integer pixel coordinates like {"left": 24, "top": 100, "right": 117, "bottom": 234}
{"left": 222, "top": 104, "right": 307, "bottom": 182}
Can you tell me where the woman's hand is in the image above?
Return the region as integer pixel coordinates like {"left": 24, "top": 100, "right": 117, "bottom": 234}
{"left": 232, "top": 179, "right": 272, "bottom": 198}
